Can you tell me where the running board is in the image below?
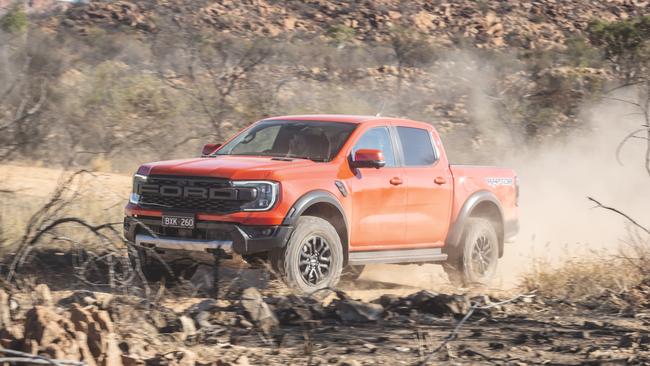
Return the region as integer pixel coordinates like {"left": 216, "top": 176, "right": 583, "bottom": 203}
{"left": 348, "top": 248, "right": 447, "bottom": 265}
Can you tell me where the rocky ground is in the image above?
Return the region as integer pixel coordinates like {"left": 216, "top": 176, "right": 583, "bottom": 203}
{"left": 1, "top": 247, "right": 650, "bottom": 366}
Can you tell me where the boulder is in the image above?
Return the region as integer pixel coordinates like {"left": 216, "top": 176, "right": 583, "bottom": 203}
{"left": 336, "top": 299, "right": 383, "bottom": 323}
{"left": 240, "top": 287, "right": 279, "bottom": 335}
{"left": 34, "top": 284, "right": 53, "bottom": 307}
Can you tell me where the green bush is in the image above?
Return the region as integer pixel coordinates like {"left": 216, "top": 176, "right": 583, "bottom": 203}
{"left": 588, "top": 16, "right": 650, "bottom": 59}
{"left": 325, "top": 24, "right": 356, "bottom": 45}
{"left": 1, "top": 5, "right": 28, "bottom": 33}
{"left": 389, "top": 26, "right": 437, "bottom": 68}
{"left": 564, "top": 37, "right": 603, "bottom": 68}
{"left": 587, "top": 16, "right": 650, "bottom": 77}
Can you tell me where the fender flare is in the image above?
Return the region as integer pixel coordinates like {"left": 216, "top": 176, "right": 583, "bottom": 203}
{"left": 445, "top": 190, "right": 504, "bottom": 250}
{"left": 282, "top": 190, "right": 348, "bottom": 228}
{"left": 282, "top": 190, "right": 349, "bottom": 259}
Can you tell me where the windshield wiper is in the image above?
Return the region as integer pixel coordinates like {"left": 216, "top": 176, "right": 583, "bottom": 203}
{"left": 219, "top": 152, "right": 326, "bottom": 162}
{"left": 283, "top": 154, "right": 327, "bottom": 162}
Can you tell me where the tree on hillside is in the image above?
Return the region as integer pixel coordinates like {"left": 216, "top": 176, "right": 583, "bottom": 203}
{"left": 588, "top": 16, "right": 650, "bottom": 176}
{"left": 150, "top": 19, "right": 274, "bottom": 145}
{"left": 388, "top": 26, "right": 436, "bottom": 94}
{"left": 0, "top": 30, "right": 59, "bottom": 161}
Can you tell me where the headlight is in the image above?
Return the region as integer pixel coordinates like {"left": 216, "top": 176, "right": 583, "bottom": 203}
{"left": 130, "top": 174, "right": 148, "bottom": 204}
{"left": 233, "top": 181, "right": 279, "bottom": 211}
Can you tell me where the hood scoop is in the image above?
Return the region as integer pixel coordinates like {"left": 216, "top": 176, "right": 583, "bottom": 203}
{"left": 271, "top": 157, "right": 294, "bottom": 161}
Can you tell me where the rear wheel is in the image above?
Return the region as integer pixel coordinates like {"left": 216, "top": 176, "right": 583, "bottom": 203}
{"left": 271, "top": 216, "right": 343, "bottom": 293}
{"left": 444, "top": 217, "right": 499, "bottom": 287}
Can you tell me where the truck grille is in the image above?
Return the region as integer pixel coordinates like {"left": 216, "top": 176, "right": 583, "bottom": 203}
{"left": 138, "top": 175, "right": 243, "bottom": 214}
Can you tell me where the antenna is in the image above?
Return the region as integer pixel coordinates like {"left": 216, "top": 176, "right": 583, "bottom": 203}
{"left": 376, "top": 99, "right": 387, "bottom": 117}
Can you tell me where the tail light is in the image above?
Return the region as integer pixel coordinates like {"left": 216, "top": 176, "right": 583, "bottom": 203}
{"left": 515, "top": 176, "right": 520, "bottom": 206}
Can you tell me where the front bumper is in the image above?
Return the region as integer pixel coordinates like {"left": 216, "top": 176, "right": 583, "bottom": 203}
{"left": 124, "top": 216, "right": 293, "bottom": 255}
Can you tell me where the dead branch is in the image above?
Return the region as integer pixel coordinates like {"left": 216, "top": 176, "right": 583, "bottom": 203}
{"left": 0, "top": 348, "right": 86, "bottom": 366}
{"left": 587, "top": 196, "right": 650, "bottom": 235}
{"left": 417, "top": 292, "right": 536, "bottom": 366}
{"left": 616, "top": 127, "right": 648, "bottom": 165}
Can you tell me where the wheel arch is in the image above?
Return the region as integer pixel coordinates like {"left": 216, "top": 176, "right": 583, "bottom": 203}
{"left": 282, "top": 190, "right": 349, "bottom": 263}
{"left": 445, "top": 190, "right": 505, "bottom": 257}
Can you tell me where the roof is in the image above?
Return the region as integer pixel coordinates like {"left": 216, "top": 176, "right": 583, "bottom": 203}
{"left": 263, "top": 114, "right": 393, "bottom": 124}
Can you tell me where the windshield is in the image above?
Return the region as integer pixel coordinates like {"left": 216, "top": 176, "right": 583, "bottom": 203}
{"left": 214, "top": 120, "right": 358, "bottom": 162}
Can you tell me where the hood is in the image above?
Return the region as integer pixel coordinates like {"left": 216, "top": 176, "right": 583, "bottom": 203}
{"left": 140, "top": 155, "right": 316, "bottom": 180}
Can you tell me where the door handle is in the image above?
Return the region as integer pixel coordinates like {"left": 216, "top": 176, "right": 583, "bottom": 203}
{"left": 389, "top": 177, "right": 403, "bottom": 186}
{"left": 434, "top": 177, "right": 446, "bottom": 185}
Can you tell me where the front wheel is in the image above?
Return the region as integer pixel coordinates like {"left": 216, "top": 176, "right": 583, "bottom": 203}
{"left": 444, "top": 217, "right": 499, "bottom": 287}
{"left": 271, "top": 216, "right": 344, "bottom": 294}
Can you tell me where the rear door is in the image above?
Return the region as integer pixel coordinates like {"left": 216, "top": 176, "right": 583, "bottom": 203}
{"left": 346, "top": 126, "right": 407, "bottom": 249}
{"left": 394, "top": 125, "right": 453, "bottom": 246}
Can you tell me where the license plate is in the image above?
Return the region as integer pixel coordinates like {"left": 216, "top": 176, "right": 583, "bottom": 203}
{"left": 161, "top": 214, "right": 195, "bottom": 229}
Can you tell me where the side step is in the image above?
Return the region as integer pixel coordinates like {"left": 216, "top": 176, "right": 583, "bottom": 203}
{"left": 348, "top": 247, "right": 448, "bottom": 265}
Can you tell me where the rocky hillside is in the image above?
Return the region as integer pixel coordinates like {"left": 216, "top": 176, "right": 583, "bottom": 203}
{"left": 14, "top": 0, "right": 649, "bottom": 49}
{"left": 0, "top": 0, "right": 648, "bottom": 169}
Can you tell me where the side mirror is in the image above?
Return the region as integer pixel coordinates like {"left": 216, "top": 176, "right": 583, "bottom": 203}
{"left": 201, "top": 143, "right": 222, "bottom": 157}
{"left": 350, "top": 149, "right": 386, "bottom": 169}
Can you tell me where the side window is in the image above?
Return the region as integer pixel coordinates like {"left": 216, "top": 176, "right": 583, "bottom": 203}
{"left": 352, "top": 127, "right": 396, "bottom": 167}
{"left": 396, "top": 127, "right": 437, "bottom": 166}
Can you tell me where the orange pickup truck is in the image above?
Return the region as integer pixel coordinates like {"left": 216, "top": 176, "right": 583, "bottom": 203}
{"left": 124, "top": 115, "right": 518, "bottom": 292}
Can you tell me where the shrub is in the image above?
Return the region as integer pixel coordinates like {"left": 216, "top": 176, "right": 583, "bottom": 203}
{"left": 564, "top": 36, "right": 603, "bottom": 68}
{"left": 1, "top": 4, "right": 28, "bottom": 33}
{"left": 521, "top": 256, "right": 642, "bottom": 301}
{"left": 587, "top": 16, "right": 650, "bottom": 79}
{"left": 325, "top": 24, "right": 356, "bottom": 45}
{"left": 389, "top": 26, "right": 437, "bottom": 68}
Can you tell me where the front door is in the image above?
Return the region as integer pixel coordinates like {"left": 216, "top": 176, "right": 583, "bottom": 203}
{"left": 346, "top": 126, "right": 407, "bottom": 249}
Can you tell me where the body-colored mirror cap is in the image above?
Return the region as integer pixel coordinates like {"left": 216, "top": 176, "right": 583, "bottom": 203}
{"left": 352, "top": 149, "right": 386, "bottom": 169}
{"left": 202, "top": 143, "right": 222, "bottom": 156}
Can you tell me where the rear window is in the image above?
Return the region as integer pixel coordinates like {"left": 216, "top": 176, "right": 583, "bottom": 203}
{"left": 397, "top": 127, "right": 437, "bottom": 166}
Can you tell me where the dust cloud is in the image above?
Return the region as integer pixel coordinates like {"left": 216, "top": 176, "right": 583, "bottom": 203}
{"left": 493, "top": 91, "right": 650, "bottom": 286}
{"left": 360, "top": 60, "right": 650, "bottom": 292}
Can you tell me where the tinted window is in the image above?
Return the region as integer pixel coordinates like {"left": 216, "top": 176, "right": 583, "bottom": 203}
{"left": 230, "top": 125, "right": 280, "bottom": 155}
{"left": 397, "top": 127, "right": 436, "bottom": 166}
{"left": 216, "top": 121, "right": 357, "bottom": 162}
{"left": 353, "top": 127, "right": 396, "bottom": 167}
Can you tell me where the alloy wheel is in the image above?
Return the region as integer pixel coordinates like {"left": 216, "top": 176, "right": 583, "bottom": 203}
{"left": 298, "top": 235, "right": 332, "bottom": 286}
{"left": 470, "top": 235, "right": 494, "bottom": 277}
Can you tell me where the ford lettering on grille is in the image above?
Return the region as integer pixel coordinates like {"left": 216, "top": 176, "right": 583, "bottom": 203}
{"left": 136, "top": 176, "right": 255, "bottom": 213}
{"left": 139, "top": 184, "right": 239, "bottom": 200}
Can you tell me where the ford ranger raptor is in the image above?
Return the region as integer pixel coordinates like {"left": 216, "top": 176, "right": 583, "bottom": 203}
{"left": 124, "top": 115, "right": 519, "bottom": 292}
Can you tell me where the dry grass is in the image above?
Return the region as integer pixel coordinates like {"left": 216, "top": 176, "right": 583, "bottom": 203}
{"left": 0, "top": 164, "right": 130, "bottom": 255}
{"left": 521, "top": 257, "right": 639, "bottom": 300}
{"left": 521, "top": 235, "right": 649, "bottom": 301}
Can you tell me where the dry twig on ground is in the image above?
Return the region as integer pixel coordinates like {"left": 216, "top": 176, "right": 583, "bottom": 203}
{"left": 417, "top": 292, "right": 537, "bottom": 366}
{"left": 0, "top": 347, "right": 86, "bottom": 366}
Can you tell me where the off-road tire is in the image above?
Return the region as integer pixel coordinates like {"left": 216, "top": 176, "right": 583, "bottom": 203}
{"left": 443, "top": 217, "right": 499, "bottom": 287}
{"left": 341, "top": 265, "right": 365, "bottom": 282}
{"left": 271, "top": 216, "right": 344, "bottom": 294}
